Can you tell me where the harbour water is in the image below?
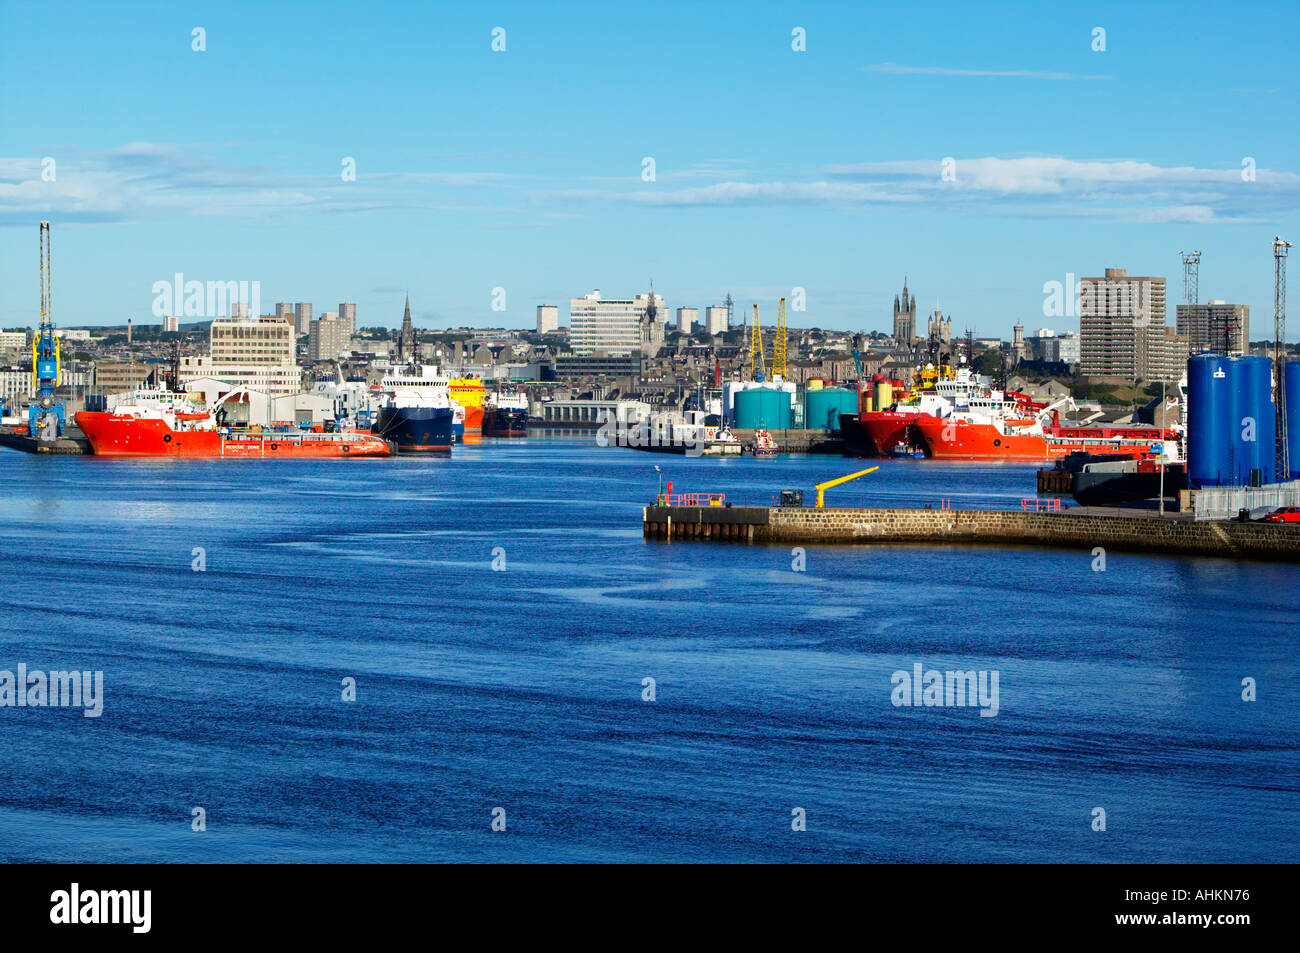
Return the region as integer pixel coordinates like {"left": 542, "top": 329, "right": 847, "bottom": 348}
{"left": 1, "top": 440, "right": 1297, "bottom": 862}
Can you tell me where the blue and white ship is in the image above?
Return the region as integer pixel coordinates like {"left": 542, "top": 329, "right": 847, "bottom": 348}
{"left": 373, "top": 363, "right": 456, "bottom": 452}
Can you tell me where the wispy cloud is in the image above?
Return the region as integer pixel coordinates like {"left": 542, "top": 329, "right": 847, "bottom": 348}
{"left": 0, "top": 144, "right": 527, "bottom": 225}
{"left": 536, "top": 157, "right": 1298, "bottom": 224}
{"left": 2, "top": 145, "right": 1294, "bottom": 228}
{"left": 864, "top": 62, "right": 1112, "bottom": 81}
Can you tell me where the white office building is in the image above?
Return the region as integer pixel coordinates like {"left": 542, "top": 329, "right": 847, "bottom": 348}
{"left": 536, "top": 304, "right": 559, "bottom": 334}
{"left": 568, "top": 288, "right": 667, "bottom": 356}
{"left": 183, "top": 314, "right": 300, "bottom": 398}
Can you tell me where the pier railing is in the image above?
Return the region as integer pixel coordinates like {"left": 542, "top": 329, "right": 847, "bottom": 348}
{"left": 656, "top": 492, "right": 726, "bottom": 507}
{"left": 1190, "top": 480, "right": 1300, "bottom": 521}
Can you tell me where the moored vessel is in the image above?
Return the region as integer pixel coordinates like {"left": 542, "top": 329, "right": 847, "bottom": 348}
{"left": 914, "top": 409, "right": 1179, "bottom": 462}
{"left": 75, "top": 388, "right": 390, "bottom": 458}
{"left": 481, "top": 391, "right": 528, "bottom": 437}
{"left": 752, "top": 428, "right": 779, "bottom": 458}
{"left": 374, "top": 363, "right": 455, "bottom": 453}
{"left": 449, "top": 376, "right": 486, "bottom": 433}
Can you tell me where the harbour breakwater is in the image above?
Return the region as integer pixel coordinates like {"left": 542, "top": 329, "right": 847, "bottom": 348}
{"left": 643, "top": 504, "right": 1300, "bottom": 562}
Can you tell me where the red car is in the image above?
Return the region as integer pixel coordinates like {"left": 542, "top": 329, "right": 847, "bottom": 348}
{"left": 1263, "top": 506, "right": 1300, "bottom": 523}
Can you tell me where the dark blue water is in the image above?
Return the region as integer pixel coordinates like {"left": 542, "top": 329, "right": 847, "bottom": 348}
{"left": 1, "top": 440, "right": 1297, "bottom": 862}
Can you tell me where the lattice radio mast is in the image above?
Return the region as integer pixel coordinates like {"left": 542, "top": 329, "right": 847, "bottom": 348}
{"left": 1274, "top": 236, "right": 1291, "bottom": 481}
{"left": 1180, "top": 250, "right": 1201, "bottom": 351}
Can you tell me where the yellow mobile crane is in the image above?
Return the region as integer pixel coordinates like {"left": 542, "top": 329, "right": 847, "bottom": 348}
{"left": 749, "top": 304, "right": 766, "bottom": 382}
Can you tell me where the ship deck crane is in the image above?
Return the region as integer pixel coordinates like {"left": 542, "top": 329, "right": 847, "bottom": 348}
{"left": 29, "top": 221, "right": 64, "bottom": 439}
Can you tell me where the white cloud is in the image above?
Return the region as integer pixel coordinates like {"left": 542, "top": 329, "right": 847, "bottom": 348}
{"left": 1, "top": 145, "right": 1294, "bottom": 227}
{"left": 0, "top": 144, "right": 525, "bottom": 225}
{"left": 536, "top": 156, "right": 1298, "bottom": 223}
{"left": 864, "top": 63, "right": 1112, "bottom": 81}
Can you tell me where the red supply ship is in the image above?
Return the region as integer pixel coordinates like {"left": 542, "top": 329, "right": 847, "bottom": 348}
{"left": 913, "top": 413, "right": 1179, "bottom": 462}
{"left": 843, "top": 366, "right": 1049, "bottom": 456}
{"left": 75, "top": 388, "right": 390, "bottom": 458}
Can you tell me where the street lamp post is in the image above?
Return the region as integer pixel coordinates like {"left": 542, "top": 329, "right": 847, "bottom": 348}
{"left": 654, "top": 464, "right": 663, "bottom": 506}
{"left": 1159, "top": 378, "right": 1166, "bottom": 517}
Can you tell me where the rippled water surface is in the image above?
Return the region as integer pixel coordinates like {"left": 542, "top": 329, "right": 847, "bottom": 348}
{"left": 1, "top": 439, "right": 1296, "bottom": 862}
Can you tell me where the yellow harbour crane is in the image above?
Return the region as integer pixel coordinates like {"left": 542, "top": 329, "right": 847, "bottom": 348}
{"left": 814, "top": 467, "right": 878, "bottom": 508}
{"left": 749, "top": 304, "right": 766, "bottom": 382}
{"left": 773, "top": 297, "right": 787, "bottom": 380}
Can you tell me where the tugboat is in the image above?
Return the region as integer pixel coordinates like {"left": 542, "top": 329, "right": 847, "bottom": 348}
{"left": 889, "top": 442, "right": 925, "bottom": 459}
{"left": 751, "top": 428, "right": 779, "bottom": 458}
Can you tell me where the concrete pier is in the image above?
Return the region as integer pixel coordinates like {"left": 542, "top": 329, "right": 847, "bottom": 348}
{"left": 730, "top": 429, "right": 845, "bottom": 454}
{"left": 0, "top": 427, "right": 90, "bottom": 455}
{"left": 643, "top": 504, "right": 1300, "bottom": 562}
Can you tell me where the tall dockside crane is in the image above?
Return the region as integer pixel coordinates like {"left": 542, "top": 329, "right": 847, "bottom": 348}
{"left": 29, "top": 221, "right": 64, "bottom": 439}
{"left": 749, "top": 304, "right": 766, "bottom": 382}
{"left": 1274, "top": 236, "right": 1291, "bottom": 481}
{"left": 773, "top": 297, "right": 787, "bottom": 380}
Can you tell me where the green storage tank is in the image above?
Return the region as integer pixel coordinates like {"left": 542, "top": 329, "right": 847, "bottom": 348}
{"left": 734, "top": 388, "right": 792, "bottom": 429}
{"left": 805, "top": 387, "right": 858, "bottom": 430}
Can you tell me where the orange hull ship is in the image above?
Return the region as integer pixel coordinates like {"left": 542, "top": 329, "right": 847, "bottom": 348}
{"left": 913, "top": 414, "right": 1174, "bottom": 462}
{"left": 76, "top": 407, "right": 390, "bottom": 459}
{"left": 449, "top": 377, "right": 486, "bottom": 433}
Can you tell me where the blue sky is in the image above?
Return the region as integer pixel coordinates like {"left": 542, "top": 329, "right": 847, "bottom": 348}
{"left": 1, "top": 0, "right": 1297, "bottom": 337}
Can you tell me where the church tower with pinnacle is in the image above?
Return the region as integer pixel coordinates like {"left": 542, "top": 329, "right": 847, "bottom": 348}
{"left": 893, "top": 277, "right": 917, "bottom": 346}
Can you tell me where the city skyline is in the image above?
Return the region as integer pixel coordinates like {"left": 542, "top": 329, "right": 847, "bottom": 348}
{"left": 1, "top": 0, "right": 1297, "bottom": 335}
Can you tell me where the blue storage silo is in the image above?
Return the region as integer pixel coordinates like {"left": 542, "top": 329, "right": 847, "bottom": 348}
{"left": 1286, "top": 362, "right": 1300, "bottom": 480}
{"left": 1236, "top": 355, "right": 1275, "bottom": 485}
{"left": 1187, "top": 353, "right": 1230, "bottom": 487}
{"left": 805, "top": 387, "right": 857, "bottom": 431}
{"left": 734, "top": 387, "right": 792, "bottom": 429}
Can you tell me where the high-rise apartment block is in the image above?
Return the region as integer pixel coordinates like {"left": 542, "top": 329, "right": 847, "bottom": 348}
{"left": 1176, "top": 300, "right": 1249, "bottom": 354}
{"left": 1079, "top": 268, "right": 1184, "bottom": 381}
{"left": 338, "top": 302, "right": 356, "bottom": 337}
{"left": 309, "top": 312, "right": 349, "bottom": 361}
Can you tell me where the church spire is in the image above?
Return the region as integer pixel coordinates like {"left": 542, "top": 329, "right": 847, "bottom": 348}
{"left": 398, "top": 294, "right": 416, "bottom": 361}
